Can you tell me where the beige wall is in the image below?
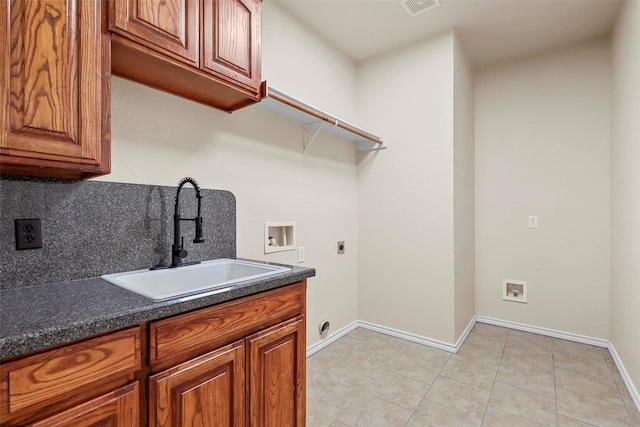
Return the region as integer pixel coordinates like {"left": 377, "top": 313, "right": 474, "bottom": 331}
{"left": 611, "top": 0, "right": 640, "bottom": 397}
{"left": 262, "top": 2, "right": 357, "bottom": 120}
{"left": 453, "top": 35, "right": 476, "bottom": 340}
{"left": 357, "top": 32, "right": 458, "bottom": 344}
{"left": 475, "top": 38, "right": 611, "bottom": 339}
{"left": 97, "top": 3, "right": 360, "bottom": 349}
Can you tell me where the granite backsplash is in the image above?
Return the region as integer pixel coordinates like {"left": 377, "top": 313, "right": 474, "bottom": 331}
{"left": 0, "top": 175, "right": 236, "bottom": 290}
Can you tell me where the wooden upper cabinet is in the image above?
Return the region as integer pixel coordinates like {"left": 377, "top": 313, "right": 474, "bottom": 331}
{"left": 202, "top": 0, "right": 261, "bottom": 93}
{"left": 0, "top": 0, "right": 110, "bottom": 179}
{"left": 109, "top": 0, "right": 262, "bottom": 112}
{"left": 109, "top": 0, "right": 199, "bottom": 66}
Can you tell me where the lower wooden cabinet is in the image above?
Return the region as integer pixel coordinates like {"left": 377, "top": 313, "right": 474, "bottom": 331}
{"left": 0, "top": 281, "right": 307, "bottom": 427}
{"left": 149, "top": 316, "right": 305, "bottom": 427}
{"left": 148, "top": 282, "right": 307, "bottom": 427}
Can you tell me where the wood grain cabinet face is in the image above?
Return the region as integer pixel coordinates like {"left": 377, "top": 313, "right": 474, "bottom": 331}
{"left": 149, "top": 283, "right": 305, "bottom": 370}
{"left": 0, "top": 0, "right": 110, "bottom": 178}
{"left": 149, "top": 341, "right": 245, "bottom": 427}
{"left": 0, "top": 327, "right": 140, "bottom": 426}
{"left": 247, "top": 317, "right": 306, "bottom": 427}
{"left": 109, "top": 0, "right": 262, "bottom": 112}
{"left": 148, "top": 282, "right": 307, "bottom": 427}
{"left": 109, "top": 0, "right": 199, "bottom": 66}
{"left": 202, "top": 0, "right": 261, "bottom": 93}
{"left": 150, "top": 317, "right": 306, "bottom": 427}
{"left": 30, "top": 382, "right": 139, "bottom": 427}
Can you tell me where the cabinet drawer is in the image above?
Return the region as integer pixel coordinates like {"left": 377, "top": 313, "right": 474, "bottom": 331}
{"left": 0, "top": 327, "right": 141, "bottom": 419}
{"left": 30, "top": 381, "right": 139, "bottom": 427}
{"left": 150, "top": 282, "right": 305, "bottom": 369}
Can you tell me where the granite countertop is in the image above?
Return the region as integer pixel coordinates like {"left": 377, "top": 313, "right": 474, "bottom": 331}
{"left": 0, "top": 260, "right": 315, "bottom": 360}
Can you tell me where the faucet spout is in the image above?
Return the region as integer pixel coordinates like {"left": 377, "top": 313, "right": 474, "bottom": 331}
{"left": 171, "top": 177, "right": 205, "bottom": 268}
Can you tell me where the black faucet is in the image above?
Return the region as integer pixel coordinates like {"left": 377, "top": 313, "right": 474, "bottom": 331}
{"left": 170, "top": 177, "right": 205, "bottom": 268}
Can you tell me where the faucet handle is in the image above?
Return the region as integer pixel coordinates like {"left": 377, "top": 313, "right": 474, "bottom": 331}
{"left": 193, "top": 217, "right": 205, "bottom": 244}
{"left": 173, "top": 248, "right": 188, "bottom": 259}
{"left": 173, "top": 237, "right": 188, "bottom": 260}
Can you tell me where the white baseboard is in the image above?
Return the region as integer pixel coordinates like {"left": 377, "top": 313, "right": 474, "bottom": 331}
{"left": 453, "top": 315, "right": 477, "bottom": 352}
{"left": 357, "top": 320, "right": 459, "bottom": 353}
{"left": 306, "top": 316, "right": 639, "bottom": 413}
{"left": 608, "top": 342, "right": 640, "bottom": 412}
{"left": 306, "top": 321, "right": 358, "bottom": 357}
{"left": 306, "top": 316, "right": 477, "bottom": 357}
{"left": 475, "top": 316, "right": 609, "bottom": 348}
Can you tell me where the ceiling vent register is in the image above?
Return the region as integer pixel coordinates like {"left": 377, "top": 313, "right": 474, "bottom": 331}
{"left": 401, "top": 0, "right": 441, "bottom": 17}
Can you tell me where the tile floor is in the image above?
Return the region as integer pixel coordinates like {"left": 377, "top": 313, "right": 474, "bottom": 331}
{"left": 306, "top": 323, "right": 640, "bottom": 426}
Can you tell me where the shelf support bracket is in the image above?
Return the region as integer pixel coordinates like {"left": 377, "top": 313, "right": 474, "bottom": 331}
{"left": 303, "top": 121, "right": 326, "bottom": 156}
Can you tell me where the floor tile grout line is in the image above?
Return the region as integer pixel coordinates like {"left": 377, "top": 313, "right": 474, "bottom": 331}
{"left": 360, "top": 389, "right": 421, "bottom": 421}
{"left": 491, "top": 332, "right": 560, "bottom": 426}
{"left": 552, "top": 350, "right": 560, "bottom": 427}
{"left": 604, "top": 346, "right": 635, "bottom": 418}
{"left": 478, "top": 358, "right": 498, "bottom": 426}
{"left": 414, "top": 348, "right": 453, "bottom": 422}
{"left": 478, "top": 329, "right": 508, "bottom": 426}
{"left": 421, "top": 375, "right": 489, "bottom": 424}
{"left": 404, "top": 352, "right": 466, "bottom": 423}
{"left": 403, "top": 380, "right": 436, "bottom": 427}
{"left": 365, "top": 367, "right": 429, "bottom": 412}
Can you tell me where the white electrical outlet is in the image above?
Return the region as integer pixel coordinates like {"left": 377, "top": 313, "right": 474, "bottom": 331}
{"left": 298, "top": 246, "right": 305, "bottom": 263}
{"left": 528, "top": 216, "right": 539, "bottom": 229}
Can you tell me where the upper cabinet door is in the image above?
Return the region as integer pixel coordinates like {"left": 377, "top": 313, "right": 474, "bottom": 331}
{"left": 202, "top": 0, "right": 261, "bottom": 93}
{"left": 109, "top": 0, "right": 199, "bottom": 66}
{"left": 0, "top": 0, "right": 109, "bottom": 178}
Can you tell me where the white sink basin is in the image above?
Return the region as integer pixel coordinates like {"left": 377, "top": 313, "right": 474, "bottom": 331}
{"left": 101, "top": 259, "right": 291, "bottom": 301}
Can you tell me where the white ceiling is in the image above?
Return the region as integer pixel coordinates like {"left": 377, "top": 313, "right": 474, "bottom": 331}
{"left": 270, "top": 0, "right": 623, "bottom": 67}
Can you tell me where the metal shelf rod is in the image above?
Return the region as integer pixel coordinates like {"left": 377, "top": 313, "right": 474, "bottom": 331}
{"left": 267, "top": 88, "right": 384, "bottom": 145}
